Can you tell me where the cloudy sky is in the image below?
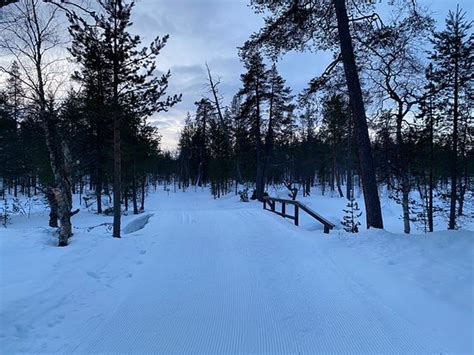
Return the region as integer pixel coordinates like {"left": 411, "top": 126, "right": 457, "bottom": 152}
{"left": 130, "top": 0, "right": 472, "bottom": 150}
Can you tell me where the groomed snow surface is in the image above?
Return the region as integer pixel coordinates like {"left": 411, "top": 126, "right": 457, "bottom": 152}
{"left": 1, "top": 187, "right": 473, "bottom": 354}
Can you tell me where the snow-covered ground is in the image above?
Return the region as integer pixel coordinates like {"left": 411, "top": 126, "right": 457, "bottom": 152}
{"left": 0, "top": 187, "right": 473, "bottom": 353}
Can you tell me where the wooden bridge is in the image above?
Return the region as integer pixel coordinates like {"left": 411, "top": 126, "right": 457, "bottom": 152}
{"left": 263, "top": 196, "right": 335, "bottom": 234}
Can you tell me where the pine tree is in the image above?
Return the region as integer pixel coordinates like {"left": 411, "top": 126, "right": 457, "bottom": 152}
{"left": 321, "top": 94, "right": 349, "bottom": 198}
{"left": 6, "top": 61, "right": 24, "bottom": 125}
{"left": 245, "top": 0, "right": 384, "bottom": 229}
{"left": 194, "top": 99, "right": 214, "bottom": 186}
{"left": 265, "top": 63, "right": 294, "bottom": 187}
{"left": 177, "top": 112, "right": 195, "bottom": 189}
{"left": 238, "top": 52, "right": 269, "bottom": 201}
{"left": 68, "top": 22, "right": 113, "bottom": 214}
{"left": 68, "top": 0, "right": 181, "bottom": 237}
{"left": 430, "top": 6, "right": 473, "bottom": 230}
{"left": 416, "top": 64, "right": 441, "bottom": 232}
{"left": 237, "top": 54, "right": 295, "bottom": 200}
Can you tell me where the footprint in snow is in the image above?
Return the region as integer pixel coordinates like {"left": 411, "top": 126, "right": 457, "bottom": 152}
{"left": 86, "top": 271, "right": 101, "bottom": 280}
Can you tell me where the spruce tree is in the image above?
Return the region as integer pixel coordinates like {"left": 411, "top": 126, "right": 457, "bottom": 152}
{"left": 342, "top": 191, "right": 362, "bottom": 233}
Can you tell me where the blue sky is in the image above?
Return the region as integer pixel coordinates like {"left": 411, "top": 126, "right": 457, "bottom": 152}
{"left": 131, "top": 0, "right": 472, "bottom": 150}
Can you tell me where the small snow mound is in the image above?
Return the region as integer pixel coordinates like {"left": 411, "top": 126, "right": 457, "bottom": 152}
{"left": 123, "top": 213, "right": 154, "bottom": 234}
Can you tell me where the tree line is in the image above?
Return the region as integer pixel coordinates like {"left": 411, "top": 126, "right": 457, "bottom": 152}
{"left": 174, "top": 1, "right": 472, "bottom": 234}
{"left": 0, "top": 0, "right": 472, "bottom": 246}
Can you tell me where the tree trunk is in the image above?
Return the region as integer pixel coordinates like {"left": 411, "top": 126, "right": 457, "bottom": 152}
{"left": 448, "top": 35, "right": 459, "bottom": 230}
{"left": 346, "top": 115, "right": 353, "bottom": 199}
{"left": 330, "top": 152, "right": 336, "bottom": 192}
{"left": 112, "top": 12, "right": 121, "bottom": 238}
{"left": 458, "top": 174, "right": 467, "bottom": 216}
{"left": 132, "top": 168, "right": 138, "bottom": 215}
{"left": 333, "top": 0, "right": 383, "bottom": 229}
{"left": 38, "top": 94, "right": 72, "bottom": 246}
{"left": 255, "top": 153, "right": 265, "bottom": 201}
{"left": 254, "top": 78, "right": 265, "bottom": 202}
{"left": 401, "top": 176, "right": 411, "bottom": 234}
{"left": 140, "top": 177, "right": 145, "bottom": 211}
{"left": 113, "top": 111, "right": 121, "bottom": 237}
{"left": 49, "top": 204, "right": 59, "bottom": 228}
{"left": 96, "top": 178, "right": 102, "bottom": 214}
{"left": 46, "top": 188, "right": 59, "bottom": 228}
{"left": 336, "top": 169, "right": 344, "bottom": 198}
{"left": 428, "top": 105, "right": 434, "bottom": 232}
{"left": 394, "top": 105, "right": 411, "bottom": 234}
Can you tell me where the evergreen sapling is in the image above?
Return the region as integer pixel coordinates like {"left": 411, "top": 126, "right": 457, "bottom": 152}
{"left": 342, "top": 191, "right": 362, "bottom": 233}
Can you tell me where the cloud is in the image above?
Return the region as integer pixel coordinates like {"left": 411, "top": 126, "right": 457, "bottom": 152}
{"left": 131, "top": 0, "right": 266, "bottom": 149}
{"left": 132, "top": 0, "right": 472, "bottom": 150}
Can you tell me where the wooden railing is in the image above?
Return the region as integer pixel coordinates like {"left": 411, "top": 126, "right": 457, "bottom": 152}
{"left": 263, "top": 196, "right": 335, "bottom": 234}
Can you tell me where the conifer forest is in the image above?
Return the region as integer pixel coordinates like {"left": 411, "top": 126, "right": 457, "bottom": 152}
{"left": 0, "top": 1, "right": 472, "bottom": 354}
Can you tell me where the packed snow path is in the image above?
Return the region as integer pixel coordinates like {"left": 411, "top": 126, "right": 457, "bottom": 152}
{"left": 1, "top": 191, "right": 472, "bottom": 353}
{"left": 79, "top": 210, "right": 427, "bottom": 353}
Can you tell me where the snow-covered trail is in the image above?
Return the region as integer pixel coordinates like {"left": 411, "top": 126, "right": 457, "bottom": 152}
{"left": 1, "top": 191, "right": 472, "bottom": 354}
{"left": 68, "top": 208, "right": 451, "bottom": 353}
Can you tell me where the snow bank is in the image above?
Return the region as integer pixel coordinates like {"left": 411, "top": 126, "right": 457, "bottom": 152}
{"left": 123, "top": 213, "right": 153, "bottom": 234}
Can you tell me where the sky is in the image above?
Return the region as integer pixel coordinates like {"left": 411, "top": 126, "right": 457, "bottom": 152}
{"left": 130, "top": 0, "right": 472, "bottom": 150}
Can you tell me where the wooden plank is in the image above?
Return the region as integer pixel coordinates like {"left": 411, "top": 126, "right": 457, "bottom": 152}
{"left": 263, "top": 196, "right": 334, "bottom": 233}
{"left": 264, "top": 197, "right": 299, "bottom": 206}
{"left": 297, "top": 202, "right": 335, "bottom": 228}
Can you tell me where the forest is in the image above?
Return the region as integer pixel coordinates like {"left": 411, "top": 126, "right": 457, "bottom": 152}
{"left": 0, "top": 0, "right": 472, "bottom": 246}
{"left": 1, "top": 1, "right": 473, "bottom": 354}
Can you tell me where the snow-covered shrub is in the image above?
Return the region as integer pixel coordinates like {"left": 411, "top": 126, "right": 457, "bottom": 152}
{"left": 103, "top": 207, "right": 114, "bottom": 216}
{"left": 239, "top": 189, "right": 249, "bottom": 202}
{"left": 82, "top": 193, "right": 96, "bottom": 209}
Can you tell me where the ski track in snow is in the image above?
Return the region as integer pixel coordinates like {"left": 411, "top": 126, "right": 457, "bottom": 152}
{"left": 68, "top": 210, "right": 455, "bottom": 353}
{"left": 1, "top": 191, "right": 473, "bottom": 354}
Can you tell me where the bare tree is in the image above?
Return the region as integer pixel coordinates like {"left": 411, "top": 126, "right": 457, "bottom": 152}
{"left": 361, "top": 9, "right": 433, "bottom": 233}
{"left": 0, "top": 0, "right": 74, "bottom": 246}
{"left": 205, "top": 63, "right": 243, "bottom": 184}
